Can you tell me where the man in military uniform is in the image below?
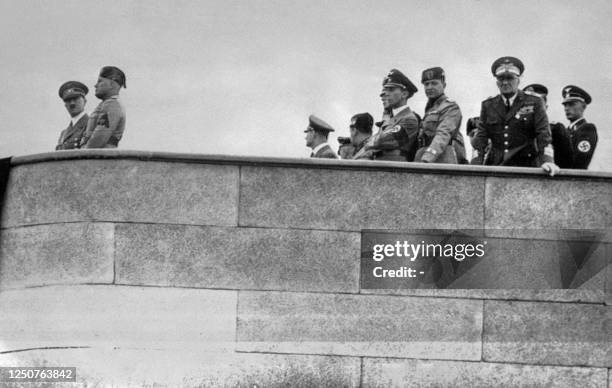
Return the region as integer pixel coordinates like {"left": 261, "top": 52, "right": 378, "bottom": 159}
{"left": 346, "top": 113, "right": 373, "bottom": 159}
{"left": 304, "top": 115, "right": 339, "bottom": 159}
{"left": 337, "top": 113, "right": 373, "bottom": 159}
{"left": 415, "top": 67, "right": 464, "bottom": 163}
{"left": 558, "top": 86, "right": 598, "bottom": 169}
{"left": 471, "top": 57, "right": 559, "bottom": 176}
{"left": 81, "top": 66, "right": 127, "bottom": 148}
{"left": 354, "top": 69, "right": 419, "bottom": 161}
{"left": 56, "top": 81, "right": 89, "bottom": 150}
{"left": 522, "top": 84, "right": 573, "bottom": 169}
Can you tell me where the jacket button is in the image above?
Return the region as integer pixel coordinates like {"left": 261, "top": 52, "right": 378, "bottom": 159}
{"left": 504, "top": 149, "right": 509, "bottom": 153}
{"left": 504, "top": 125, "right": 509, "bottom": 129}
{"left": 504, "top": 133, "right": 508, "bottom": 137}
{"left": 504, "top": 141, "right": 508, "bottom": 145}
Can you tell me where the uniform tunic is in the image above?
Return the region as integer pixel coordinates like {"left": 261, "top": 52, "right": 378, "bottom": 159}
{"left": 552, "top": 118, "right": 597, "bottom": 169}
{"left": 56, "top": 114, "right": 89, "bottom": 150}
{"left": 81, "top": 96, "right": 126, "bottom": 148}
{"left": 417, "top": 94, "right": 462, "bottom": 163}
{"left": 355, "top": 106, "right": 419, "bottom": 161}
{"left": 311, "top": 143, "right": 338, "bottom": 159}
{"left": 472, "top": 90, "right": 552, "bottom": 167}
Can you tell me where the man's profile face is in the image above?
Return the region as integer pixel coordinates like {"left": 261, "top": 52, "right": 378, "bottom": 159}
{"left": 63, "top": 96, "right": 86, "bottom": 118}
{"left": 305, "top": 128, "right": 315, "bottom": 148}
{"left": 496, "top": 74, "right": 520, "bottom": 96}
{"left": 381, "top": 86, "right": 406, "bottom": 110}
{"left": 94, "top": 76, "right": 115, "bottom": 99}
{"left": 563, "top": 100, "right": 585, "bottom": 121}
{"left": 423, "top": 79, "right": 445, "bottom": 99}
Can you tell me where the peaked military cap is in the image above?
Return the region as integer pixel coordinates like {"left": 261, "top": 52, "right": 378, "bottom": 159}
{"left": 523, "top": 83, "right": 548, "bottom": 97}
{"left": 100, "top": 66, "right": 127, "bottom": 88}
{"left": 58, "top": 81, "right": 88, "bottom": 101}
{"left": 306, "top": 114, "right": 335, "bottom": 133}
{"left": 382, "top": 69, "right": 418, "bottom": 96}
{"left": 350, "top": 112, "right": 373, "bottom": 132}
{"left": 491, "top": 56, "right": 524, "bottom": 77}
{"left": 562, "top": 85, "right": 591, "bottom": 104}
{"left": 421, "top": 67, "right": 445, "bottom": 83}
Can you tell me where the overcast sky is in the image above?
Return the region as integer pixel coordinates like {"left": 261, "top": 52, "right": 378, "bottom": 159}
{"left": 1, "top": 0, "right": 610, "bottom": 170}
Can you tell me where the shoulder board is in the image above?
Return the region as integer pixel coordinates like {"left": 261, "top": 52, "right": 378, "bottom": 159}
{"left": 484, "top": 95, "right": 496, "bottom": 102}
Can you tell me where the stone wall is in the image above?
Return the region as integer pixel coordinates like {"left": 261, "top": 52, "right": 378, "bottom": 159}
{"left": 0, "top": 150, "right": 610, "bottom": 387}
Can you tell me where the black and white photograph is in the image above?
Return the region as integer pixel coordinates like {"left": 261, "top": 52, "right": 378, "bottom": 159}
{"left": 0, "top": 0, "right": 610, "bottom": 386}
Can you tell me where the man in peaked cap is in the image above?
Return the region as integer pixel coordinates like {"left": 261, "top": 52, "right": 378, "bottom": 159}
{"left": 80, "top": 66, "right": 127, "bottom": 148}
{"left": 305, "top": 115, "right": 339, "bottom": 159}
{"left": 523, "top": 84, "right": 573, "bottom": 169}
{"left": 471, "top": 57, "right": 559, "bottom": 176}
{"left": 354, "top": 69, "right": 419, "bottom": 161}
{"left": 415, "top": 67, "right": 465, "bottom": 164}
{"left": 56, "top": 81, "right": 89, "bottom": 150}
{"left": 559, "top": 85, "right": 598, "bottom": 169}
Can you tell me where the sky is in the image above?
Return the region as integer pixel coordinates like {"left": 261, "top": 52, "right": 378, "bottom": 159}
{"left": 1, "top": 0, "right": 611, "bottom": 171}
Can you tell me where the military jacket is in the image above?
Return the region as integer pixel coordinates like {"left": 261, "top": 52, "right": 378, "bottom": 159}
{"left": 81, "top": 96, "right": 126, "bottom": 148}
{"left": 350, "top": 136, "right": 371, "bottom": 160}
{"left": 417, "top": 95, "right": 462, "bottom": 163}
{"left": 554, "top": 118, "right": 597, "bottom": 169}
{"left": 472, "top": 91, "right": 552, "bottom": 167}
{"left": 356, "top": 106, "right": 419, "bottom": 161}
{"left": 550, "top": 122, "right": 572, "bottom": 169}
{"left": 312, "top": 144, "right": 339, "bottom": 159}
{"left": 56, "top": 114, "right": 89, "bottom": 150}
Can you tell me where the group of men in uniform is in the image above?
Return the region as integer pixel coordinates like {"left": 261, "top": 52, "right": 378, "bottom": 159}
{"left": 56, "top": 66, "right": 127, "bottom": 150}
{"left": 304, "top": 56, "right": 598, "bottom": 173}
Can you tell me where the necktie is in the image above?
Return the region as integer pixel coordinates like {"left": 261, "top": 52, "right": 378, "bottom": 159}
{"left": 505, "top": 98, "right": 511, "bottom": 112}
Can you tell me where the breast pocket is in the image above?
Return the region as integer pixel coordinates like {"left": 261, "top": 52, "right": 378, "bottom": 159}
{"left": 422, "top": 113, "right": 440, "bottom": 136}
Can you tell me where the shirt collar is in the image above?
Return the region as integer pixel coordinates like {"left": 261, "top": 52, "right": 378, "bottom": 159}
{"left": 569, "top": 117, "right": 585, "bottom": 129}
{"left": 392, "top": 103, "right": 410, "bottom": 117}
{"left": 502, "top": 93, "right": 518, "bottom": 106}
{"left": 70, "top": 111, "right": 86, "bottom": 126}
{"left": 312, "top": 142, "right": 329, "bottom": 155}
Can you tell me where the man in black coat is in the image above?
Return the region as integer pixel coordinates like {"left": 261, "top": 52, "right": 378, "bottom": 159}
{"left": 558, "top": 86, "right": 598, "bottom": 169}
{"left": 471, "top": 56, "right": 559, "bottom": 176}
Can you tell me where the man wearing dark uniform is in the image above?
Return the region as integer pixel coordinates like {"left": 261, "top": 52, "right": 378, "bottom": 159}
{"left": 416, "top": 67, "right": 464, "bottom": 163}
{"left": 354, "top": 69, "right": 419, "bottom": 161}
{"left": 471, "top": 57, "right": 559, "bottom": 176}
{"left": 340, "top": 112, "right": 373, "bottom": 160}
{"left": 56, "top": 81, "right": 89, "bottom": 150}
{"left": 81, "top": 66, "right": 127, "bottom": 148}
{"left": 337, "top": 113, "right": 374, "bottom": 160}
{"left": 305, "top": 115, "right": 339, "bottom": 159}
{"left": 522, "top": 83, "right": 573, "bottom": 169}
{"left": 559, "top": 86, "right": 598, "bottom": 169}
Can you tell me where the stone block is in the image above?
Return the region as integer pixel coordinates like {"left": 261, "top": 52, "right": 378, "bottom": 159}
{"left": 0, "top": 223, "right": 114, "bottom": 290}
{"left": 362, "top": 358, "right": 607, "bottom": 388}
{"left": 115, "top": 224, "right": 360, "bottom": 293}
{"left": 483, "top": 300, "right": 611, "bottom": 367}
{"left": 237, "top": 291, "right": 482, "bottom": 360}
{"left": 361, "top": 288, "right": 605, "bottom": 304}
{"left": 0, "top": 348, "right": 360, "bottom": 387}
{"left": 484, "top": 177, "right": 612, "bottom": 230}
{"left": 0, "top": 285, "right": 237, "bottom": 353}
{"left": 239, "top": 166, "right": 484, "bottom": 231}
{"left": 2, "top": 160, "right": 239, "bottom": 227}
